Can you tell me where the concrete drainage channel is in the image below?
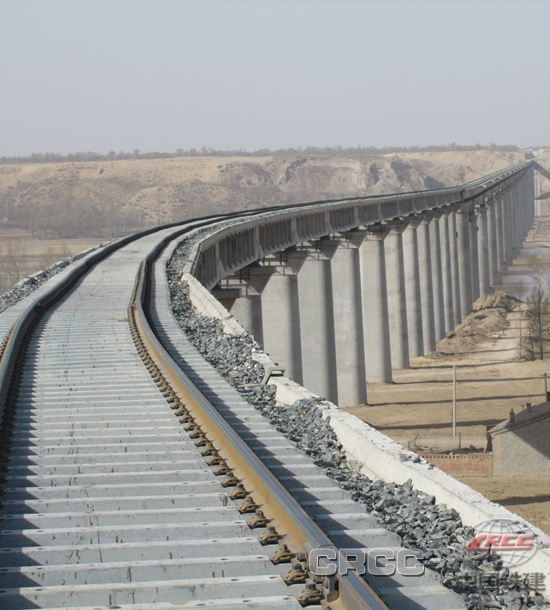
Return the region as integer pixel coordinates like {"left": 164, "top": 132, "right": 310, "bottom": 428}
{"left": 165, "top": 234, "right": 550, "bottom": 610}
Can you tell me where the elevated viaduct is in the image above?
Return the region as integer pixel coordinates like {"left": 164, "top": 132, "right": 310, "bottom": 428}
{"left": 188, "top": 160, "right": 541, "bottom": 405}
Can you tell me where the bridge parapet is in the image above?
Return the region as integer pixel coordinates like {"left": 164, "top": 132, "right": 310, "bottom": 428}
{"left": 189, "top": 161, "right": 533, "bottom": 290}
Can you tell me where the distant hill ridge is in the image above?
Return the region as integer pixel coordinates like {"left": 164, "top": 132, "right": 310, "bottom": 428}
{"left": 0, "top": 143, "right": 526, "bottom": 165}
{"left": 0, "top": 150, "right": 542, "bottom": 240}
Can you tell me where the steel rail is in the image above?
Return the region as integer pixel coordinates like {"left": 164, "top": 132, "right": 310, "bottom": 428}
{"left": 129, "top": 238, "right": 389, "bottom": 610}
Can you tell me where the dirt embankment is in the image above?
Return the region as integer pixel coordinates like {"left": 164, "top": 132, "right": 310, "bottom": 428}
{"left": 436, "top": 292, "right": 520, "bottom": 356}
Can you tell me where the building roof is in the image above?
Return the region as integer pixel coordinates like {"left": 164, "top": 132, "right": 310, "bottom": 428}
{"left": 489, "top": 401, "right": 550, "bottom": 436}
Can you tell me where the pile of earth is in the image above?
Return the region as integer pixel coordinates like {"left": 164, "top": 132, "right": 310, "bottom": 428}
{"left": 436, "top": 291, "right": 520, "bottom": 356}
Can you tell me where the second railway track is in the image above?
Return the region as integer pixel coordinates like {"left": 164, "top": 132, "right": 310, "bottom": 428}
{"left": 0, "top": 219, "right": 464, "bottom": 610}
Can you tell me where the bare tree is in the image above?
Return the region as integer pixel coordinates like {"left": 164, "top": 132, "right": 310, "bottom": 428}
{"left": 39, "top": 244, "right": 71, "bottom": 268}
{"left": 516, "top": 279, "right": 527, "bottom": 359}
{"left": 0, "top": 240, "right": 29, "bottom": 293}
{"left": 525, "top": 252, "right": 550, "bottom": 359}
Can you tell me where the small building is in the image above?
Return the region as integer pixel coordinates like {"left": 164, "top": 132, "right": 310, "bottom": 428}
{"left": 490, "top": 403, "right": 550, "bottom": 475}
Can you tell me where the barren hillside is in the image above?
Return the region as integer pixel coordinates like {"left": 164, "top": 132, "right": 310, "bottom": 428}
{"left": 0, "top": 149, "right": 541, "bottom": 240}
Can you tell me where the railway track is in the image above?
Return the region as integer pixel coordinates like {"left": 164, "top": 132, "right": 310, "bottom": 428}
{"left": 0, "top": 218, "right": 464, "bottom": 610}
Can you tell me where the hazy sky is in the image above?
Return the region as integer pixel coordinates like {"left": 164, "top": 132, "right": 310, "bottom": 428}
{"left": 1, "top": 0, "right": 549, "bottom": 156}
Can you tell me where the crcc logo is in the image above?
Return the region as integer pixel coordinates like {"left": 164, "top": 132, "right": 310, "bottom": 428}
{"left": 309, "top": 547, "right": 425, "bottom": 577}
{"left": 465, "top": 519, "right": 538, "bottom": 567}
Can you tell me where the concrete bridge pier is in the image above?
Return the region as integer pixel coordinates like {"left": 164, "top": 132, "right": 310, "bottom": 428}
{"left": 476, "top": 202, "right": 491, "bottom": 296}
{"left": 517, "top": 178, "right": 529, "bottom": 251}
{"left": 402, "top": 218, "right": 424, "bottom": 358}
{"left": 429, "top": 213, "right": 446, "bottom": 341}
{"left": 385, "top": 222, "right": 410, "bottom": 369}
{"left": 519, "top": 177, "right": 529, "bottom": 245}
{"left": 495, "top": 192, "right": 506, "bottom": 275}
{"left": 297, "top": 240, "right": 339, "bottom": 404}
{"left": 522, "top": 171, "right": 535, "bottom": 239}
{"left": 211, "top": 286, "right": 241, "bottom": 315}
{"left": 330, "top": 231, "right": 367, "bottom": 405}
{"left": 502, "top": 189, "right": 514, "bottom": 268}
{"left": 528, "top": 168, "right": 536, "bottom": 226}
{"left": 200, "top": 162, "right": 539, "bottom": 410}
{"left": 510, "top": 185, "right": 520, "bottom": 260}
{"left": 510, "top": 186, "right": 521, "bottom": 259}
{"left": 469, "top": 204, "right": 480, "bottom": 303}
{"left": 229, "top": 289, "right": 262, "bottom": 342}
{"left": 417, "top": 218, "right": 436, "bottom": 353}
{"left": 260, "top": 249, "right": 307, "bottom": 384}
{"left": 531, "top": 170, "right": 536, "bottom": 221}
{"left": 360, "top": 226, "right": 393, "bottom": 382}
{"left": 456, "top": 206, "right": 473, "bottom": 317}
{"left": 486, "top": 195, "right": 502, "bottom": 287}
{"left": 449, "top": 210, "right": 462, "bottom": 326}
{"left": 531, "top": 169, "right": 536, "bottom": 224}
{"left": 222, "top": 265, "right": 275, "bottom": 346}
{"left": 439, "top": 210, "right": 455, "bottom": 334}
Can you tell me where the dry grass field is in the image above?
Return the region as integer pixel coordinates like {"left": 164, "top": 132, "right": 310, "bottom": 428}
{"left": 0, "top": 228, "right": 100, "bottom": 292}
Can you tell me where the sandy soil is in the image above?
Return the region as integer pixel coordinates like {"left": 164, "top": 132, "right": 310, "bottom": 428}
{"left": 345, "top": 217, "right": 550, "bottom": 534}
{"left": 458, "top": 476, "right": 550, "bottom": 534}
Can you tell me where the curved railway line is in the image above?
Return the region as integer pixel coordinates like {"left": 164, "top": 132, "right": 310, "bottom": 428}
{"left": 0, "top": 219, "right": 400, "bottom": 610}
{"left": 0, "top": 164, "right": 541, "bottom": 610}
